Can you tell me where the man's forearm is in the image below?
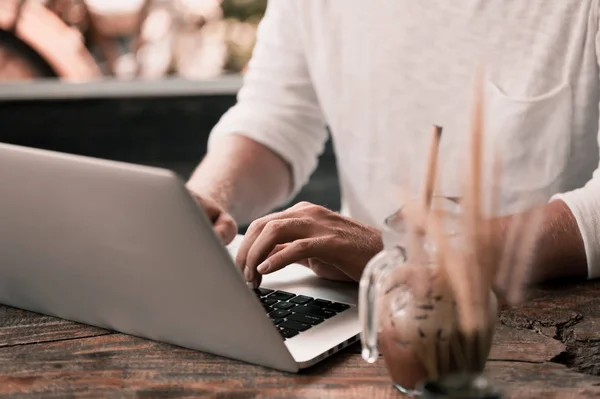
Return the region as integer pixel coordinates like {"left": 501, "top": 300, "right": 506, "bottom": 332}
{"left": 526, "top": 199, "right": 587, "bottom": 283}
{"left": 186, "top": 135, "right": 293, "bottom": 224}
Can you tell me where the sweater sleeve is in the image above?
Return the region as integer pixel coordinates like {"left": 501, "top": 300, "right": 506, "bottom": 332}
{"left": 549, "top": 21, "right": 600, "bottom": 280}
{"left": 207, "top": 0, "right": 328, "bottom": 201}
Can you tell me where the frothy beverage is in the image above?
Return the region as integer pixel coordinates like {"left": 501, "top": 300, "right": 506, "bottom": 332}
{"left": 376, "top": 264, "right": 496, "bottom": 391}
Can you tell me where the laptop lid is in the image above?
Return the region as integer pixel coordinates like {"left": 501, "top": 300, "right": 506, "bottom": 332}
{"left": 0, "top": 142, "right": 298, "bottom": 372}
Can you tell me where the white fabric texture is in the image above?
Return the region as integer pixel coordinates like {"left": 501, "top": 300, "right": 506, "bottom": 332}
{"left": 208, "top": 0, "right": 600, "bottom": 279}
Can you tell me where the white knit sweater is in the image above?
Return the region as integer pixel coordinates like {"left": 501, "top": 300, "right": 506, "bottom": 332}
{"left": 209, "top": 0, "right": 600, "bottom": 279}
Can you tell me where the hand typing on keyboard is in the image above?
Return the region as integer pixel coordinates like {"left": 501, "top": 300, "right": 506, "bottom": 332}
{"left": 235, "top": 201, "right": 383, "bottom": 288}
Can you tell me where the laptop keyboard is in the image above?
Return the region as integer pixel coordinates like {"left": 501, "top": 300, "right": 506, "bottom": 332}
{"left": 253, "top": 288, "right": 351, "bottom": 340}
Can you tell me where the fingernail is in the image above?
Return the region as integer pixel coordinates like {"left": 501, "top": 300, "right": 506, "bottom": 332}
{"left": 246, "top": 280, "right": 258, "bottom": 289}
{"left": 257, "top": 261, "right": 270, "bottom": 274}
{"left": 244, "top": 267, "right": 253, "bottom": 283}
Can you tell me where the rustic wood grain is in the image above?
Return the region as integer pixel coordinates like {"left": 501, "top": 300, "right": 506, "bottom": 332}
{"left": 2, "top": 280, "right": 600, "bottom": 397}
{"left": 504, "top": 282, "right": 600, "bottom": 377}
{"left": 489, "top": 324, "right": 566, "bottom": 363}
{"left": 0, "top": 306, "right": 112, "bottom": 348}
{"left": 0, "top": 331, "right": 598, "bottom": 398}
{"left": 488, "top": 361, "right": 600, "bottom": 399}
{"left": 0, "top": 333, "right": 395, "bottom": 398}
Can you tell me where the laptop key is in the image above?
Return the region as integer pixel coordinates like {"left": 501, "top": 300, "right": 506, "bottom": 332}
{"left": 273, "top": 301, "right": 295, "bottom": 310}
{"left": 261, "top": 298, "right": 277, "bottom": 306}
{"left": 312, "top": 299, "right": 332, "bottom": 308}
{"left": 290, "top": 295, "right": 313, "bottom": 305}
{"left": 269, "top": 291, "right": 295, "bottom": 301}
{"left": 322, "top": 309, "right": 336, "bottom": 319}
{"left": 292, "top": 305, "right": 327, "bottom": 317}
{"left": 288, "top": 312, "right": 323, "bottom": 325}
{"left": 254, "top": 288, "right": 274, "bottom": 297}
{"left": 264, "top": 306, "right": 274, "bottom": 313}
{"left": 269, "top": 309, "right": 292, "bottom": 318}
{"left": 271, "top": 318, "right": 284, "bottom": 325}
{"left": 328, "top": 302, "right": 350, "bottom": 312}
{"left": 279, "top": 328, "right": 299, "bottom": 339}
{"left": 280, "top": 320, "right": 311, "bottom": 332}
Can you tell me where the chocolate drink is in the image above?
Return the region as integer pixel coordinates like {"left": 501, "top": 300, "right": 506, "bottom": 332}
{"left": 377, "top": 265, "right": 497, "bottom": 391}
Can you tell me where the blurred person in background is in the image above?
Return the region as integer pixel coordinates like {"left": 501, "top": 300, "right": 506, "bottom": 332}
{"left": 186, "top": 1, "right": 598, "bottom": 288}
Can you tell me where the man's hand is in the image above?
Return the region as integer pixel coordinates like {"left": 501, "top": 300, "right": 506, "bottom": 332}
{"left": 190, "top": 193, "right": 238, "bottom": 245}
{"left": 235, "top": 201, "right": 383, "bottom": 287}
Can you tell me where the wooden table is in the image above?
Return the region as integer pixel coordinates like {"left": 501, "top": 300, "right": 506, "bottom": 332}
{"left": 2, "top": 281, "right": 600, "bottom": 398}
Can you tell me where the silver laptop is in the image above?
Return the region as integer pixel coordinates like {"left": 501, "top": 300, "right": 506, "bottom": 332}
{"left": 0, "top": 142, "right": 360, "bottom": 372}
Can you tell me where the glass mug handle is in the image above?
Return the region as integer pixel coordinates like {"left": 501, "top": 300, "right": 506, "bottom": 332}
{"left": 359, "top": 245, "right": 407, "bottom": 363}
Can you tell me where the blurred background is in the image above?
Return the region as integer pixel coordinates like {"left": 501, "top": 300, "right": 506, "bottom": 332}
{"left": 0, "top": 0, "right": 340, "bottom": 229}
{"left": 1, "top": 0, "right": 266, "bottom": 81}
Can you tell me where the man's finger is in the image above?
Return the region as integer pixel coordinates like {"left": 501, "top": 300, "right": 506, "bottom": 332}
{"left": 190, "top": 194, "right": 238, "bottom": 245}
{"left": 235, "top": 212, "right": 285, "bottom": 281}
{"left": 235, "top": 204, "right": 314, "bottom": 284}
{"left": 192, "top": 195, "right": 220, "bottom": 222}
{"left": 214, "top": 212, "right": 237, "bottom": 245}
{"left": 256, "top": 238, "right": 321, "bottom": 275}
{"left": 245, "top": 218, "right": 313, "bottom": 274}
{"left": 268, "top": 243, "right": 288, "bottom": 257}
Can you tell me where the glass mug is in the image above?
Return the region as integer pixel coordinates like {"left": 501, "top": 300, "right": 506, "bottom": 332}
{"left": 359, "top": 197, "right": 498, "bottom": 396}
